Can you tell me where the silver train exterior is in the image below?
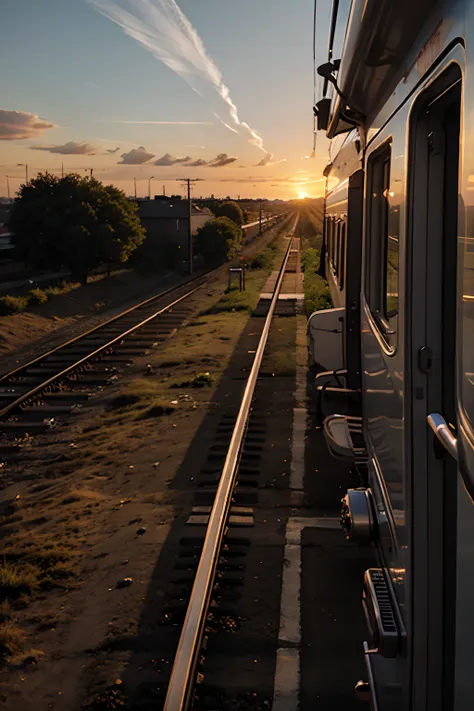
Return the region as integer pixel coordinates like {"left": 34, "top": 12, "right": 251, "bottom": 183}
{"left": 309, "top": 1, "right": 474, "bottom": 709}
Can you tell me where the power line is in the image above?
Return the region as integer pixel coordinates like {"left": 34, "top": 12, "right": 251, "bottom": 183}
{"left": 311, "top": 0, "right": 318, "bottom": 157}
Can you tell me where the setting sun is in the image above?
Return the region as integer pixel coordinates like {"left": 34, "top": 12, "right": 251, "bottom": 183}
{"left": 298, "top": 191, "right": 309, "bottom": 199}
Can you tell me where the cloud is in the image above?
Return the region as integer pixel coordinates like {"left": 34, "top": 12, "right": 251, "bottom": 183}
{"left": 31, "top": 141, "right": 98, "bottom": 155}
{"left": 85, "top": 81, "right": 100, "bottom": 90}
{"left": 154, "top": 153, "right": 191, "bottom": 166}
{"left": 0, "top": 109, "right": 55, "bottom": 140}
{"left": 207, "top": 153, "right": 237, "bottom": 168}
{"left": 184, "top": 153, "right": 237, "bottom": 168}
{"left": 106, "top": 146, "right": 120, "bottom": 154}
{"left": 88, "top": 0, "right": 282, "bottom": 164}
{"left": 256, "top": 153, "right": 287, "bottom": 167}
{"left": 118, "top": 145, "right": 155, "bottom": 164}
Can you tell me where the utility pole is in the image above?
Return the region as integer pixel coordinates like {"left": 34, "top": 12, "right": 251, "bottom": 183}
{"left": 134, "top": 177, "right": 137, "bottom": 198}
{"left": 148, "top": 175, "right": 154, "bottom": 200}
{"left": 6, "top": 176, "right": 10, "bottom": 199}
{"left": 61, "top": 163, "right": 64, "bottom": 178}
{"left": 163, "top": 184, "right": 165, "bottom": 196}
{"left": 17, "top": 164, "right": 28, "bottom": 183}
{"left": 259, "top": 202, "right": 263, "bottom": 234}
{"left": 176, "top": 178, "right": 203, "bottom": 274}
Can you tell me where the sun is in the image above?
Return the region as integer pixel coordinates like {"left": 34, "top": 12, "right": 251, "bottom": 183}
{"left": 298, "top": 191, "right": 309, "bottom": 199}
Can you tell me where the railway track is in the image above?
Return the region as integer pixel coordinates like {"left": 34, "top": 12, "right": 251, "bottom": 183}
{"left": 0, "top": 214, "right": 300, "bottom": 710}
{"left": 0, "top": 273, "right": 212, "bottom": 455}
{"left": 160, "top": 219, "right": 298, "bottom": 710}
{"left": 0, "top": 214, "right": 294, "bottom": 459}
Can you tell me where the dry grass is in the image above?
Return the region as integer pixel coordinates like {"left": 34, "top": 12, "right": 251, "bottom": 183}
{"left": 261, "top": 318, "right": 296, "bottom": 376}
{"left": 0, "top": 620, "right": 26, "bottom": 658}
{"left": 0, "top": 563, "right": 40, "bottom": 600}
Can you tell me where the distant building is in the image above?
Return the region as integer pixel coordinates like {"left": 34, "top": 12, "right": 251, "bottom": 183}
{"left": 132, "top": 195, "right": 213, "bottom": 268}
{"left": 0, "top": 200, "right": 14, "bottom": 260}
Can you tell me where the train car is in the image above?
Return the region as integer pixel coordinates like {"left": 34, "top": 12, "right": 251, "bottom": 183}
{"left": 241, "top": 214, "right": 281, "bottom": 243}
{"left": 309, "top": 1, "right": 474, "bottom": 709}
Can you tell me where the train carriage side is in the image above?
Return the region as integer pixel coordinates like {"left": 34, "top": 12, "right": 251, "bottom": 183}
{"left": 315, "top": 0, "right": 474, "bottom": 709}
{"left": 308, "top": 133, "right": 363, "bottom": 396}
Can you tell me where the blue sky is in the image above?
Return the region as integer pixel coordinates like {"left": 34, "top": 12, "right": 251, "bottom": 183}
{"left": 1, "top": 0, "right": 331, "bottom": 199}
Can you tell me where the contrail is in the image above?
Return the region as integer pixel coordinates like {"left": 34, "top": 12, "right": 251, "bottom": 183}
{"left": 88, "top": 0, "right": 276, "bottom": 162}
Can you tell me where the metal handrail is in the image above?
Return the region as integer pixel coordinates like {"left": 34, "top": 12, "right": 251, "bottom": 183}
{"left": 163, "top": 215, "right": 299, "bottom": 710}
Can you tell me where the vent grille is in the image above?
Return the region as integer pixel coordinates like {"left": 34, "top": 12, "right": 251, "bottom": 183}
{"left": 369, "top": 570, "right": 397, "bottom": 633}
{"left": 363, "top": 568, "right": 399, "bottom": 658}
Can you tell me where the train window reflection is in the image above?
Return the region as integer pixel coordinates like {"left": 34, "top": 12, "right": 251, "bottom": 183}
{"left": 366, "top": 143, "right": 397, "bottom": 344}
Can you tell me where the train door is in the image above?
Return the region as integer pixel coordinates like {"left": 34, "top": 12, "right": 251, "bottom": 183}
{"left": 408, "top": 63, "right": 461, "bottom": 711}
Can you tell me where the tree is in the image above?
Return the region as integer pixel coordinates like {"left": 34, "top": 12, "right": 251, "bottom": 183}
{"left": 9, "top": 173, "right": 146, "bottom": 284}
{"left": 194, "top": 217, "right": 242, "bottom": 266}
{"left": 213, "top": 200, "right": 244, "bottom": 226}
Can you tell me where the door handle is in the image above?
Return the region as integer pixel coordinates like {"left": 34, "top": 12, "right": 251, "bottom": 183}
{"left": 427, "top": 413, "right": 458, "bottom": 461}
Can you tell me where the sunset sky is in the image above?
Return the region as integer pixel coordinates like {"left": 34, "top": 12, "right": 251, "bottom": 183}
{"left": 1, "top": 0, "right": 331, "bottom": 200}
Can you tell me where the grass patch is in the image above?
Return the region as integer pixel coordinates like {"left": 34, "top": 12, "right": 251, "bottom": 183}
{"left": 110, "top": 393, "right": 141, "bottom": 409}
{"left": 0, "top": 620, "right": 26, "bottom": 659}
{"left": 190, "top": 371, "right": 213, "bottom": 387}
{"left": 110, "top": 379, "right": 163, "bottom": 410}
{"left": 0, "top": 563, "right": 39, "bottom": 600}
{"left": 172, "top": 371, "right": 213, "bottom": 389}
{"left": 0, "top": 279, "right": 81, "bottom": 317}
{"left": 206, "top": 285, "right": 259, "bottom": 315}
{"left": 0, "top": 294, "right": 30, "bottom": 316}
{"left": 138, "top": 401, "right": 176, "bottom": 419}
{"left": 261, "top": 319, "right": 296, "bottom": 376}
{"left": 29, "top": 287, "right": 48, "bottom": 305}
{"left": 44, "top": 280, "right": 79, "bottom": 297}
{"left": 301, "top": 247, "right": 332, "bottom": 314}
{"left": 248, "top": 248, "right": 274, "bottom": 270}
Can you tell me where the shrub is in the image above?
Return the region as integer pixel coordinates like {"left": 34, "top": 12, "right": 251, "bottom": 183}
{"left": 249, "top": 248, "right": 273, "bottom": 270}
{"left": 29, "top": 287, "right": 48, "bottom": 304}
{"left": 0, "top": 295, "right": 30, "bottom": 316}
{"left": 191, "top": 372, "right": 213, "bottom": 388}
{"left": 194, "top": 217, "right": 242, "bottom": 266}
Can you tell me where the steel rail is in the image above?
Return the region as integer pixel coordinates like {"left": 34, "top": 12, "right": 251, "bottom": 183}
{"left": 163, "top": 215, "right": 299, "bottom": 711}
{"left": 0, "top": 283, "right": 205, "bottom": 420}
{"left": 0, "top": 271, "right": 212, "bottom": 386}
{"left": 1, "top": 214, "right": 291, "bottom": 387}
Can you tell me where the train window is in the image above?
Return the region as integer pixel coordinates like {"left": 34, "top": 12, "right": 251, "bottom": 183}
{"left": 339, "top": 222, "right": 346, "bottom": 290}
{"left": 366, "top": 143, "right": 396, "bottom": 345}
{"left": 327, "top": 217, "right": 332, "bottom": 264}
{"left": 329, "top": 217, "right": 334, "bottom": 267}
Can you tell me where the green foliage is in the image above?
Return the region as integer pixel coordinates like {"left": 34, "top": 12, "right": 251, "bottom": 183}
{"left": 301, "top": 248, "right": 332, "bottom": 314}
{"left": 191, "top": 371, "right": 213, "bottom": 387}
{"left": 249, "top": 248, "right": 274, "bottom": 270}
{"left": 206, "top": 286, "right": 256, "bottom": 314}
{"left": 44, "top": 280, "right": 77, "bottom": 297}
{"left": 213, "top": 200, "right": 244, "bottom": 226}
{"left": 29, "top": 287, "right": 48, "bottom": 305}
{"left": 194, "top": 216, "right": 242, "bottom": 266}
{"left": 9, "top": 173, "right": 146, "bottom": 284}
{"left": 0, "top": 294, "right": 30, "bottom": 316}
